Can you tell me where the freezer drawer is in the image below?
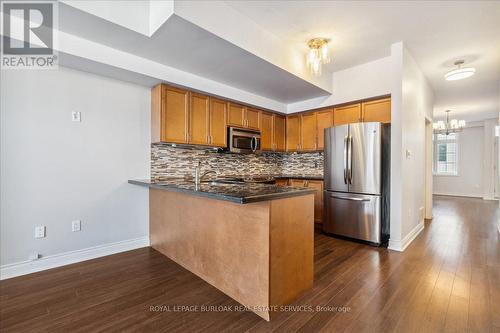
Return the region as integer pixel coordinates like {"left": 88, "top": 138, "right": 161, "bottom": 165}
{"left": 323, "top": 191, "right": 381, "bottom": 244}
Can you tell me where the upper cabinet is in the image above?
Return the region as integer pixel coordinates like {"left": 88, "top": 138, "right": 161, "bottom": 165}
{"left": 152, "top": 83, "right": 389, "bottom": 150}
{"left": 361, "top": 98, "right": 391, "bottom": 123}
{"left": 333, "top": 103, "right": 361, "bottom": 126}
{"left": 227, "top": 103, "right": 261, "bottom": 130}
{"left": 246, "top": 108, "right": 261, "bottom": 130}
{"left": 151, "top": 85, "right": 189, "bottom": 144}
{"left": 333, "top": 98, "right": 391, "bottom": 126}
{"left": 316, "top": 109, "right": 333, "bottom": 150}
{"left": 286, "top": 115, "right": 301, "bottom": 152}
{"left": 300, "top": 112, "right": 317, "bottom": 151}
{"left": 209, "top": 98, "right": 227, "bottom": 147}
{"left": 286, "top": 109, "right": 333, "bottom": 152}
{"left": 152, "top": 84, "right": 227, "bottom": 147}
{"left": 262, "top": 112, "right": 286, "bottom": 152}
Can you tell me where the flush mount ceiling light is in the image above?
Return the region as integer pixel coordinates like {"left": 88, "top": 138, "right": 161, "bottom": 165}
{"left": 444, "top": 60, "right": 476, "bottom": 81}
{"left": 433, "top": 110, "right": 466, "bottom": 135}
{"left": 307, "top": 38, "right": 330, "bottom": 76}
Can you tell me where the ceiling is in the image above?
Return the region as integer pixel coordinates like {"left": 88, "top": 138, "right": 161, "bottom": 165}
{"left": 225, "top": 0, "right": 500, "bottom": 121}
{"left": 58, "top": 3, "right": 330, "bottom": 104}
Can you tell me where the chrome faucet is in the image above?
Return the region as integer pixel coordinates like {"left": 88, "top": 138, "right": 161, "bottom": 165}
{"left": 194, "top": 161, "right": 216, "bottom": 185}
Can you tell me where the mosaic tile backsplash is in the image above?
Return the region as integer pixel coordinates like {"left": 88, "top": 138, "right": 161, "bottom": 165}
{"left": 151, "top": 144, "right": 324, "bottom": 180}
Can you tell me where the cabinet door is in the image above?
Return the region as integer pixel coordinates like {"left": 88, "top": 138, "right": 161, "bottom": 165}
{"left": 209, "top": 98, "right": 227, "bottom": 147}
{"left": 189, "top": 93, "right": 210, "bottom": 145}
{"left": 301, "top": 112, "right": 317, "bottom": 151}
{"left": 316, "top": 109, "right": 333, "bottom": 150}
{"left": 333, "top": 104, "right": 361, "bottom": 125}
{"left": 307, "top": 180, "right": 324, "bottom": 224}
{"left": 274, "top": 114, "right": 286, "bottom": 152}
{"left": 362, "top": 98, "right": 391, "bottom": 123}
{"left": 286, "top": 115, "right": 301, "bottom": 152}
{"left": 246, "top": 108, "right": 261, "bottom": 130}
{"left": 260, "top": 112, "right": 274, "bottom": 151}
{"left": 162, "top": 85, "right": 189, "bottom": 143}
{"left": 275, "top": 179, "right": 289, "bottom": 186}
{"left": 227, "top": 103, "right": 245, "bottom": 127}
{"left": 289, "top": 179, "right": 306, "bottom": 187}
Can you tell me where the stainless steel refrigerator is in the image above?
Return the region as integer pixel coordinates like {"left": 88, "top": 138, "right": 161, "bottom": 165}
{"left": 323, "top": 122, "right": 390, "bottom": 246}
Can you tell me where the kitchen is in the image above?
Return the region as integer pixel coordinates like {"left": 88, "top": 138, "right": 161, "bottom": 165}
{"left": 128, "top": 82, "right": 391, "bottom": 319}
{"left": 1, "top": 1, "right": 499, "bottom": 332}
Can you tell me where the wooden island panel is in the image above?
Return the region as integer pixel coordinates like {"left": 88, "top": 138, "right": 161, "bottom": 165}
{"left": 149, "top": 189, "right": 314, "bottom": 321}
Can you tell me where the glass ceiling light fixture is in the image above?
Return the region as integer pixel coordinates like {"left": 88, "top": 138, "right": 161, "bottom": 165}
{"left": 433, "top": 110, "right": 466, "bottom": 135}
{"left": 307, "top": 38, "right": 330, "bottom": 76}
{"left": 444, "top": 60, "right": 476, "bottom": 81}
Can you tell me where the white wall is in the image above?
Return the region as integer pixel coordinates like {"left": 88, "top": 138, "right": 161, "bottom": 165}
{"left": 433, "top": 124, "right": 484, "bottom": 197}
{"left": 0, "top": 67, "right": 150, "bottom": 267}
{"left": 287, "top": 56, "right": 393, "bottom": 113}
{"left": 389, "top": 42, "right": 434, "bottom": 251}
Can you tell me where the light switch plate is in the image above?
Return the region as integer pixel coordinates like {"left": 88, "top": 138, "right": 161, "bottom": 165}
{"left": 71, "top": 111, "right": 81, "bottom": 122}
{"left": 35, "top": 226, "right": 46, "bottom": 238}
{"left": 71, "top": 220, "right": 81, "bottom": 232}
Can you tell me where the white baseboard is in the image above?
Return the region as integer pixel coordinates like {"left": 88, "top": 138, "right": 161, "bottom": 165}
{"left": 433, "top": 192, "right": 482, "bottom": 199}
{"left": 0, "top": 236, "right": 150, "bottom": 280}
{"left": 388, "top": 221, "right": 425, "bottom": 252}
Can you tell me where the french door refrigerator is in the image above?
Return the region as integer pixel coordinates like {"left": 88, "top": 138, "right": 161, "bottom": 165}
{"left": 323, "top": 122, "right": 390, "bottom": 246}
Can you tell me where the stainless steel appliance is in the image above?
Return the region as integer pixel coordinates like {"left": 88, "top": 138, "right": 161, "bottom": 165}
{"left": 323, "top": 122, "right": 390, "bottom": 246}
{"left": 227, "top": 127, "right": 261, "bottom": 154}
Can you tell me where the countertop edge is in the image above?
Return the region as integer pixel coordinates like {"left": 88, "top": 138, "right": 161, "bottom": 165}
{"left": 128, "top": 180, "right": 316, "bottom": 204}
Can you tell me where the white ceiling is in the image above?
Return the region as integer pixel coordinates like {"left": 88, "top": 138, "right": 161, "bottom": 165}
{"left": 58, "top": 2, "right": 330, "bottom": 104}
{"left": 225, "top": 0, "right": 500, "bottom": 121}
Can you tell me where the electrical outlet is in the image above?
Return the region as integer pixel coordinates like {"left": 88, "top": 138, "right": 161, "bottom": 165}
{"left": 71, "top": 220, "right": 81, "bottom": 232}
{"left": 34, "top": 226, "right": 46, "bottom": 239}
{"left": 71, "top": 111, "right": 81, "bottom": 122}
{"left": 29, "top": 252, "right": 40, "bottom": 261}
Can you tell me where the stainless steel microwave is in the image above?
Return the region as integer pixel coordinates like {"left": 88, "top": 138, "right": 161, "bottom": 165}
{"left": 227, "top": 127, "right": 261, "bottom": 153}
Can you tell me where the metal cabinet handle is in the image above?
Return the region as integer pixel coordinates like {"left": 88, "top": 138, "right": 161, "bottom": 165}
{"left": 329, "top": 195, "right": 370, "bottom": 202}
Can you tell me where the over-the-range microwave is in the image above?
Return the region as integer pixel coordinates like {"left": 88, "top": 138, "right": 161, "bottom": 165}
{"left": 227, "top": 127, "right": 261, "bottom": 153}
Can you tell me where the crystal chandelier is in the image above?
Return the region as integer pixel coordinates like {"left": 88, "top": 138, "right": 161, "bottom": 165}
{"left": 306, "top": 38, "right": 330, "bottom": 76}
{"left": 433, "top": 110, "right": 466, "bottom": 135}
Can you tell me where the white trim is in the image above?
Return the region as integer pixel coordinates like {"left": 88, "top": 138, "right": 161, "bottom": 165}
{"left": 433, "top": 192, "right": 483, "bottom": 199}
{"left": 498, "top": 221, "right": 500, "bottom": 235}
{"left": 0, "top": 236, "right": 150, "bottom": 280}
{"left": 388, "top": 221, "right": 424, "bottom": 252}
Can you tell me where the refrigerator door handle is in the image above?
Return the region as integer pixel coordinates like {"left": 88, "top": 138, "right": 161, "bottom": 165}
{"left": 343, "top": 136, "right": 348, "bottom": 184}
{"left": 347, "top": 135, "right": 353, "bottom": 184}
{"left": 328, "top": 194, "right": 370, "bottom": 202}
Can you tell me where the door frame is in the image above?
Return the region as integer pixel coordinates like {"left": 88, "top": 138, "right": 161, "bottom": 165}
{"left": 424, "top": 117, "right": 433, "bottom": 219}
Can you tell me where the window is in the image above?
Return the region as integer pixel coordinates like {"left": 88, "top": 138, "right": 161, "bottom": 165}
{"left": 433, "top": 133, "right": 458, "bottom": 175}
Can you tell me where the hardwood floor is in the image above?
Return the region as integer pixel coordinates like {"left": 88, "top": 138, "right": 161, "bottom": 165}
{"left": 1, "top": 195, "right": 498, "bottom": 332}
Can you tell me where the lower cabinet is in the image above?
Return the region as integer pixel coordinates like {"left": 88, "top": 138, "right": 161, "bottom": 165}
{"left": 278, "top": 178, "right": 324, "bottom": 224}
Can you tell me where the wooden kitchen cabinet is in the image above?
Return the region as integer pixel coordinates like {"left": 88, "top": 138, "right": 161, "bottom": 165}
{"left": 306, "top": 180, "right": 324, "bottom": 224}
{"left": 316, "top": 109, "right": 333, "bottom": 150}
{"left": 189, "top": 93, "right": 210, "bottom": 145}
{"left": 262, "top": 113, "right": 287, "bottom": 152}
{"left": 275, "top": 179, "right": 289, "bottom": 186}
{"left": 151, "top": 84, "right": 189, "bottom": 144}
{"left": 333, "top": 103, "right": 361, "bottom": 125}
{"left": 227, "top": 103, "right": 261, "bottom": 130}
{"left": 300, "top": 113, "right": 317, "bottom": 151}
{"left": 289, "top": 179, "right": 306, "bottom": 187}
{"left": 228, "top": 103, "right": 246, "bottom": 127}
{"left": 246, "top": 108, "right": 261, "bottom": 130}
{"left": 274, "top": 115, "right": 286, "bottom": 151}
{"left": 261, "top": 112, "right": 274, "bottom": 150}
{"left": 209, "top": 98, "right": 227, "bottom": 147}
{"left": 286, "top": 115, "right": 301, "bottom": 152}
{"left": 362, "top": 98, "right": 391, "bottom": 123}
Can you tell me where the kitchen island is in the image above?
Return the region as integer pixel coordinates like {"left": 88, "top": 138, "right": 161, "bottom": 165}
{"left": 130, "top": 179, "right": 315, "bottom": 321}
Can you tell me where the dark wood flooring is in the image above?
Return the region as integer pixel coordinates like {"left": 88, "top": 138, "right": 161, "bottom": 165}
{"left": 1, "top": 195, "right": 499, "bottom": 332}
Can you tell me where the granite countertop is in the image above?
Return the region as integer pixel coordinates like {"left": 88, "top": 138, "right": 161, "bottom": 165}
{"left": 273, "top": 174, "right": 323, "bottom": 180}
{"left": 129, "top": 179, "right": 316, "bottom": 204}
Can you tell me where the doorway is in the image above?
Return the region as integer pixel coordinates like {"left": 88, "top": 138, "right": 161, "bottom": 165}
{"left": 424, "top": 118, "right": 433, "bottom": 219}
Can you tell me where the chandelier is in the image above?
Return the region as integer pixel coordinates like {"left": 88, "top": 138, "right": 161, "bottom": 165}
{"left": 433, "top": 110, "right": 466, "bottom": 135}
{"left": 307, "top": 38, "right": 330, "bottom": 76}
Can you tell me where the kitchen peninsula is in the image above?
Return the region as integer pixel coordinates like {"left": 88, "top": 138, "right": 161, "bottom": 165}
{"left": 130, "top": 179, "right": 315, "bottom": 321}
